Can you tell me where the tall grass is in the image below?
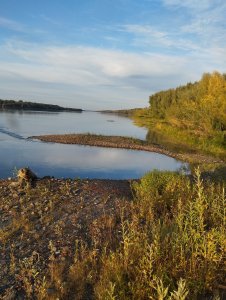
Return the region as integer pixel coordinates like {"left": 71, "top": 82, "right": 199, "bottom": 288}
{"left": 2, "top": 170, "right": 225, "bottom": 299}
{"left": 94, "top": 170, "right": 225, "bottom": 299}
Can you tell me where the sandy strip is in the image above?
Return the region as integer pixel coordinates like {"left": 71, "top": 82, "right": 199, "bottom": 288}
{"left": 30, "top": 134, "right": 223, "bottom": 164}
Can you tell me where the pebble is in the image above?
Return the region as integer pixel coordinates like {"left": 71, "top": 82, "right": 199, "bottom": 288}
{"left": 0, "top": 177, "right": 132, "bottom": 297}
{"left": 35, "top": 224, "right": 41, "bottom": 230}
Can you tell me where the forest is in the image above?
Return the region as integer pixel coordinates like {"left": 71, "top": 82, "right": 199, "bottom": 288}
{"left": 134, "top": 72, "right": 226, "bottom": 159}
{"left": 149, "top": 71, "right": 226, "bottom": 132}
{"left": 0, "top": 99, "right": 82, "bottom": 112}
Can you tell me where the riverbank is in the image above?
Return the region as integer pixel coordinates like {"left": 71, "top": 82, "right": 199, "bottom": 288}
{"left": 30, "top": 133, "right": 223, "bottom": 164}
{"left": 1, "top": 170, "right": 225, "bottom": 299}
{"left": 0, "top": 177, "right": 133, "bottom": 298}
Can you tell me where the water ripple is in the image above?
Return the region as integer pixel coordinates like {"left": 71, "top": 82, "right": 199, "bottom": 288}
{"left": 0, "top": 127, "right": 25, "bottom": 140}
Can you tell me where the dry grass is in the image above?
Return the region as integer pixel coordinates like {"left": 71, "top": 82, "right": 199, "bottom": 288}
{"left": 0, "top": 170, "right": 225, "bottom": 299}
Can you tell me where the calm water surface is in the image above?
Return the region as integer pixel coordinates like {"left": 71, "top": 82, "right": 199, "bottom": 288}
{"left": 0, "top": 111, "right": 187, "bottom": 179}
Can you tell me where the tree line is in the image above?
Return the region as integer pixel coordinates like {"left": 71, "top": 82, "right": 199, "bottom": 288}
{"left": 148, "top": 72, "right": 226, "bottom": 133}
{"left": 0, "top": 99, "right": 82, "bottom": 112}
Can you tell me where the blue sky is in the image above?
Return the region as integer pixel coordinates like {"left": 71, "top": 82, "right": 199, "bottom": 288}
{"left": 0, "top": 0, "right": 226, "bottom": 109}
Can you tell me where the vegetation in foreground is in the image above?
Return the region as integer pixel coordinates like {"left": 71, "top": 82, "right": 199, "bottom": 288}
{"left": 132, "top": 72, "right": 226, "bottom": 160}
{"left": 0, "top": 170, "right": 225, "bottom": 299}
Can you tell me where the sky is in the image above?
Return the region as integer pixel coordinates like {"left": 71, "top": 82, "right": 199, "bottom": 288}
{"left": 0, "top": 0, "right": 225, "bottom": 110}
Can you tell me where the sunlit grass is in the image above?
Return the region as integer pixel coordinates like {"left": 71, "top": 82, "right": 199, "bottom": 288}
{"left": 1, "top": 170, "right": 225, "bottom": 299}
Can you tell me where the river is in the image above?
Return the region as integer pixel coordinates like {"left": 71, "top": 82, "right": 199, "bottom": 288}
{"left": 0, "top": 110, "right": 187, "bottom": 179}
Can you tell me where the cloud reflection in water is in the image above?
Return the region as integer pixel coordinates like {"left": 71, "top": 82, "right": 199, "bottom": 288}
{"left": 0, "top": 139, "right": 187, "bottom": 179}
{"left": 0, "top": 111, "right": 188, "bottom": 179}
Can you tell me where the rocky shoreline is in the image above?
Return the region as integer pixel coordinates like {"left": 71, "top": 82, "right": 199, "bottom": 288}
{"left": 0, "top": 177, "right": 133, "bottom": 298}
{"left": 1, "top": 163, "right": 225, "bottom": 298}
{"left": 30, "top": 133, "right": 224, "bottom": 164}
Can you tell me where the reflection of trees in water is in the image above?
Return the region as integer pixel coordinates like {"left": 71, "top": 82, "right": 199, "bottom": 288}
{"left": 5, "top": 113, "right": 19, "bottom": 129}
{"left": 146, "top": 130, "right": 163, "bottom": 145}
{"left": 146, "top": 129, "right": 196, "bottom": 153}
{"left": 1, "top": 110, "right": 60, "bottom": 132}
{"left": 3, "top": 110, "right": 59, "bottom": 115}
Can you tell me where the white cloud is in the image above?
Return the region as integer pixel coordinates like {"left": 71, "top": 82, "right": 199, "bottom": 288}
{"left": 163, "top": 0, "right": 226, "bottom": 39}
{"left": 122, "top": 25, "right": 167, "bottom": 39}
{"left": 121, "top": 0, "right": 226, "bottom": 66}
{"left": 40, "top": 14, "right": 61, "bottom": 26}
{"left": 121, "top": 24, "right": 201, "bottom": 51}
{"left": 0, "top": 16, "right": 25, "bottom": 32}
{"left": 163, "top": 0, "right": 215, "bottom": 11}
{"left": 0, "top": 39, "right": 225, "bottom": 109}
{"left": 1, "top": 42, "right": 188, "bottom": 84}
{"left": 1, "top": 0, "right": 226, "bottom": 112}
{"left": 0, "top": 41, "right": 199, "bottom": 109}
{"left": 0, "top": 1, "right": 225, "bottom": 111}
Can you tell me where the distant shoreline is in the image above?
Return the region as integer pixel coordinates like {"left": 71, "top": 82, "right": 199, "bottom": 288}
{"left": 0, "top": 99, "right": 82, "bottom": 112}
{"left": 30, "top": 133, "right": 223, "bottom": 164}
